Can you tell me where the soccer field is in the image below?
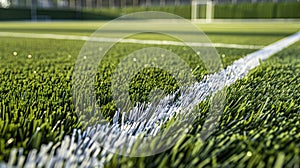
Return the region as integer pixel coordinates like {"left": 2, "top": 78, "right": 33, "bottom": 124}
{"left": 0, "top": 21, "right": 299, "bottom": 167}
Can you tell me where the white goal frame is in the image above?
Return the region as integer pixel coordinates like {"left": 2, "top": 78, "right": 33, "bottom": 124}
{"left": 191, "top": 0, "right": 214, "bottom": 22}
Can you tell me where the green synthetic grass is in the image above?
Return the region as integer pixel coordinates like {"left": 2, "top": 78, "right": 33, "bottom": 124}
{"left": 0, "top": 21, "right": 299, "bottom": 45}
{"left": 0, "top": 38, "right": 82, "bottom": 160}
{"left": 0, "top": 36, "right": 254, "bottom": 161}
{"left": 0, "top": 22, "right": 299, "bottom": 166}
{"left": 104, "top": 41, "right": 300, "bottom": 168}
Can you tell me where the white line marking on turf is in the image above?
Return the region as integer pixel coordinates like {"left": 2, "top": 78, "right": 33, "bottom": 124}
{"left": 1, "top": 31, "right": 300, "bottom": 168}
{"left": 0, "top": 31, "right": 264, "bottom": 49}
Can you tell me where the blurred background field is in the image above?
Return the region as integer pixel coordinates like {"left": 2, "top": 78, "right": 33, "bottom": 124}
{"left": 0, "top": 0, "right": 299, "bottom": 20}
{"left": 0, "top": 21, "right": 300, "bottom": 44}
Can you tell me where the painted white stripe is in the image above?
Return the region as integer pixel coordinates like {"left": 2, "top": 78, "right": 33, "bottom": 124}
{"left": 1, "top": 31, "right": 300, "bottom": 168}
{"left": 0, "top": 32, "right": 263, "bottom": 49}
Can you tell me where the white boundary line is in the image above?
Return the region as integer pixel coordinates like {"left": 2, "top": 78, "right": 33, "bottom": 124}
{"left": 0, "top": 32, "right": 263, "bottom": 49}
{"left": 192, "top": 18, "right": 300, "bottom": 23}
{"left": 1, "top": 31, "right": 300, "bottom": 168}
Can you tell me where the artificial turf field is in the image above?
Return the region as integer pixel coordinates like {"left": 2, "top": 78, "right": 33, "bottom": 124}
{"left": 0, "top": 21, "right": 299, "bottom": 167}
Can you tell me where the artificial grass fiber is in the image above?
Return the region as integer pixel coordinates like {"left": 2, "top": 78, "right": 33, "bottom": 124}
{"left": 0, "top": 36, "right": 299, "bottom": 167}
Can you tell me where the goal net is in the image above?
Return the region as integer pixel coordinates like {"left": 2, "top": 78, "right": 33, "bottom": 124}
{"left": 191, "top": 0, "right": 214, "bottom": 22}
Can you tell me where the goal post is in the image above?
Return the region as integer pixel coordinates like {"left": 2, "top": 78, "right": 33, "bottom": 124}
{"left": 191, "top": 0, "right": 214, "bottom": 22}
